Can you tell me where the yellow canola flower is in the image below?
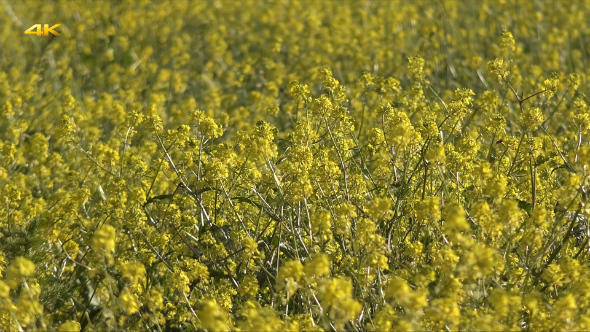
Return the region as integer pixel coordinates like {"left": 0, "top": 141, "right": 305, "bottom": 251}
{"left": 7, "top": 257, "right": 35, "bottom": 280}
{"left": 58, "top": 320, "right": 81, "bottom": 332}
{"left": 197, "top": 300, "right": 231, "bottom": 332}
{"left": 92, "top": 225, "right": 116, "bottom": 252}
{"left": 0, "top": 280, "right": 10, "bottom": 298}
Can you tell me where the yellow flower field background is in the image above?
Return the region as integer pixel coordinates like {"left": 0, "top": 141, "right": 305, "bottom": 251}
{"left": 1, "top": 0, "right": 590, "bottom": 330}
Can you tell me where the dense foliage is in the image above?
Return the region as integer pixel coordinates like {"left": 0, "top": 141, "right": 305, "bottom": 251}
{"left": 1, "top": 0, "right": 590, "bottom": 331}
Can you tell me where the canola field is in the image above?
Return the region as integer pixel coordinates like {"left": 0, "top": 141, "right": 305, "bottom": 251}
{"left": 2, "top": 0, "right": 590, "bottom": 331}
